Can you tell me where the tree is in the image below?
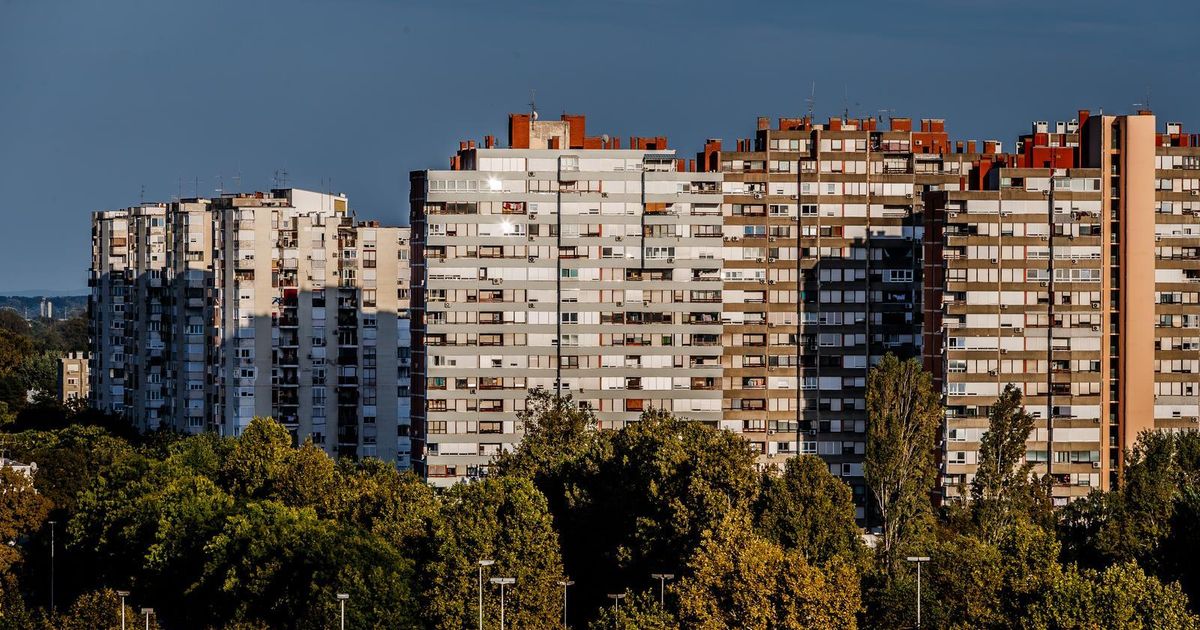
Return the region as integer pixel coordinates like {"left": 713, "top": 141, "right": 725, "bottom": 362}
{"left": 419, "top": 476, "right": 564, "bottom": 630}
{"left": 586, "top": 590, "right": 676, "bottom": 630}
{"left": 675, "top": 513, "right": 860, "bottom": 630}
{"left": 545, "top": 408, "right": 761, "bottom": 620}
{"left": 864, "top": 354, "right": 941, "bottom": 575}
{"left": 16, "top": 352, "right": 58, "bottom": 405}
{"left": 331, "top": 459, "right": 436, "bottom": 548}
{"left": 196, "top": 500, "right": 419, "bottom": 629}
{"left": 0, "top": 465, "right": 52, "bottom": 577}
{"left": 219, "top": 417, "right": 293, "bottom": 499}
{"left": 492, "top": 389, "right": 597, "bottom": 481}
{"left": 0, "top": 312, "right": 29, "bottom": 339}
{"left": 969, "top": 384, "right": 1052, "bottom": 540}
{"left": 1026, "top": 562, "right": 1199, "bottom": 630}
{"left": 0, "top": 331, "right": 31, "bottom": 375}
{"left": 755, "top": 455, "right": 862, "bottom": 564}
{"left": 57, "top": 588, "right": 143, "bottom": 630}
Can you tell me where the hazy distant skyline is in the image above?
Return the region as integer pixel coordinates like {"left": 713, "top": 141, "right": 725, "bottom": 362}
{"left": 3, "top": 0, "right": 1198, "bottom": 292}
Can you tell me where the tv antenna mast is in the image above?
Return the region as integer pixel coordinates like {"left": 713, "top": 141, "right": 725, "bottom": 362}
{"left": 806, "top": 82, "right": 816, "bottom": 121}
{"left": 529, "top": 89, "right": 538, "bottom": 120}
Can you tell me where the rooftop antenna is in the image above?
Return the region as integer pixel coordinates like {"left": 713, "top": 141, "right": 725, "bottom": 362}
{"left": 139, "top": 184, "right": 145, "bottom": 204}
{"left": 273, "top": 170, "right": 289, "bottom": 189}
{"left": 215, "top": 175, "right": 223, "bottom": 197}
{"left": 529, "top": 89, "right": 538, "bottom": 121}
{"left": 1134, "top": 85, "right": 1152, "bottom": 113}
{"left": 806, "top": 82, "right": 816, "bottom": 121}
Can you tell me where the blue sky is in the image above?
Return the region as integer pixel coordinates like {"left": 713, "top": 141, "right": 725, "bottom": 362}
{"left": 2, "top": 0, "right": 1198, "bottom": 292}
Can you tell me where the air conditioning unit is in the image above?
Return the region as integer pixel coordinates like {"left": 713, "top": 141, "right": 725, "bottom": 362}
{"left": 988, "top": 370, "right": 997, "bottom": 376}
{"left": 790, "top": 217, "right": 798, "bottom": 222}
{"left": 615, "top": 236, "right": 623, "bottom": 241}
{"left": 1092, "top": 325, "right": 1100, "bottom": 331}
{"left": 756, "top": 257, "right": 765, "bottom": 262}
{"left": 1000, "top": 348, "right": 1008, "bottom": 354}
{"left": 1040, "top": 236, "right": 1049, "bottom": 241}
{"left": 790, "top": 195, "right": 799, "bottom": 200}
{"left": 768, "top": 257, "right": 777, "bottom": 263}
{"left": 905, "top": 193, "right": 914, "bottom": 199}
{"left": 990, "top": 258, "right": 999, "bottom": 264}
{"left": 527, "top": 171, "right": 535, "bottom": 177}
{"left": 1091, "top": 462, "right": 1102, "bottom": 469}
{"left": 601, "top": 192, "right": 609, "bottom": 198}
{"left": 1014, "top": 327, "right": 1024, "bottom": 334}
{"left": 527, "top": 256, "right": 535, "bottom": 263}
{"left": 768, "top": 280, "right": 776, "bottom": 285}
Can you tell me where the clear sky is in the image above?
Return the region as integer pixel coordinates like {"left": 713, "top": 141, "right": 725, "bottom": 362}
{"left": 2, "top": 0, "right": 1197, "bottom": 293}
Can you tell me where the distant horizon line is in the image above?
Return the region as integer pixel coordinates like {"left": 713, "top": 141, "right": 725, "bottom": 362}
{"left": 0, "top": 290, "right": 88, "bottom": 298}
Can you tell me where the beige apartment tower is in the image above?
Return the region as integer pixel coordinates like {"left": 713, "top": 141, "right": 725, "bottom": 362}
{"left": 925, "top": 111, "right": 1200, "bottom": 502}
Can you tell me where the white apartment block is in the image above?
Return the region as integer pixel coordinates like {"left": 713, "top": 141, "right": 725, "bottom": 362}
{"left": 410, "top": 114, "right": 725, "bottom": 484}
{"left": 91, "top": 189, "right": 412, "bottom": 465}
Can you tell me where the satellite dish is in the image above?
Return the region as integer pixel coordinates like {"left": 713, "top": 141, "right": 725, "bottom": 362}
{"left": 601, "top": 134, "right": 610, "bottom": 143}
{"left": 532, "top": 110, "right": 539, "bottom": 121}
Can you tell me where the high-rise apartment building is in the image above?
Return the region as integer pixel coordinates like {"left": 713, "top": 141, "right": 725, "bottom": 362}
{"left": 90, "top": 203, "right": 170, "bottom": 427}
{"left": 90, "top": 189, "right": 413, "bottom": 464}
{"left": 925, "top": 111, "right": 1200, "bottom": 503}
{"left": 410, "top": 114, "right": 725, "bottom": 484}
{"left": 716, "top": 115, "right": 985, "bottom": 515}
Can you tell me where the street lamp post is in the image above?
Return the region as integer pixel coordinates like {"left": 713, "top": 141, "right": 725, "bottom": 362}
{"left": 607, "top": 592, "right": 626, "bottom": 628}
{"left": 48, "top": 520, "right": 56, "bottom": 612}
{"left": 477, "top": 559, "right": 494, "bottom": 630}
{"left": 905, "top": 556, "right": 931, "bottom": 628}
{"left": 140, "top": 607, "right": 154, "bottom": 630}
{"left": 337, "top": 593, "right": 349, "bottom": 630}
{"left": 490, "top": 577, "right": 515, "bottom": 630}
{"left": 650, "top": 573, "right": 674, "bottom": 606}
{"left": 556, "top": 579, "right": 574, "bottom": 628}
{"left": 116, "top": 590, "right": 130, "bottom": 630}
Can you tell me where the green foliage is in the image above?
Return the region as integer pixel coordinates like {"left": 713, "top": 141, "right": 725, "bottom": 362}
{"left": 864, "top": 354, "right": 941, "bottom": 574}
{"left": 419, "top": 476, "right": 564, "bottom": 630}
{"left": 586, "top": 590, "right": 676, "bottom": 630}
{"left": 1026, "top": 562, "right": 1199, "bottom": 630}
{"left": 492, "top": 389, "right": 597, "bottom": 481}
{"left": 3, "top": 395, "right": 1200, "bottom": 628}
{"left": 196, "top": 500, "right": 418, "bottom": 629}
{"left": 57, "top": 588, "right": 143, "bottom": 630}
{"left": 756, "top": 455, "right": 863, "bottom": 564}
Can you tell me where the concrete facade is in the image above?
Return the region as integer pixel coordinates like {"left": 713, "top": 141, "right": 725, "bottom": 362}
{"left": 90, "top": 189, "right": 412, "bottom": 465}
